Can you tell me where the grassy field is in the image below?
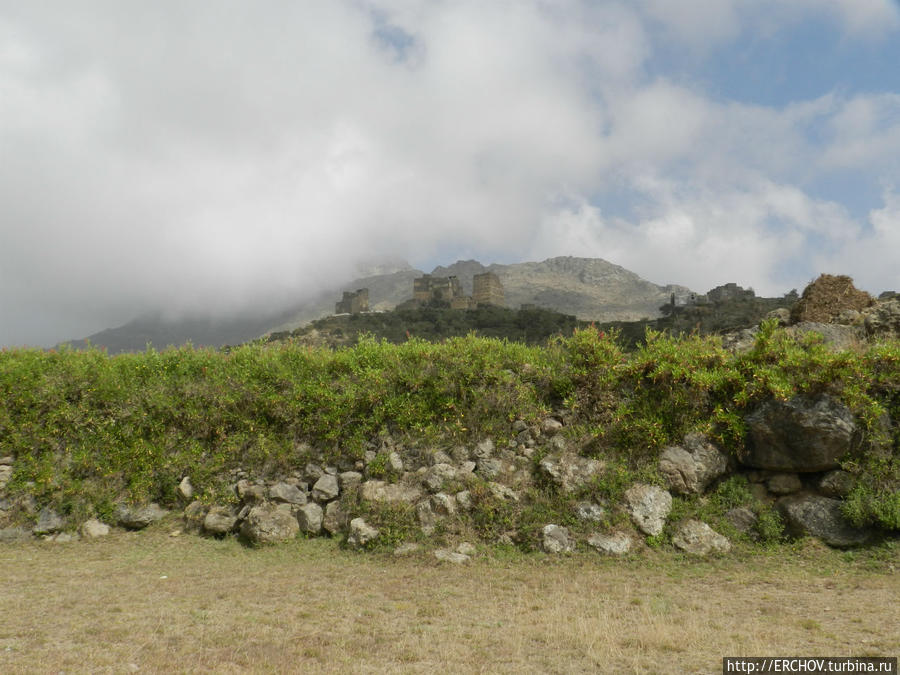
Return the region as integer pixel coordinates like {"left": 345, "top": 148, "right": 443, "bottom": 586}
{"left": 1, "top": 526, "right": 897, "bottom": 674}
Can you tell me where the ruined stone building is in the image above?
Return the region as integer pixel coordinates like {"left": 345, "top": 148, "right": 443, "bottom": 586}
{"left": 335, "top": 288, "right": 369, "bottom": 314}
{"left": 413, "top": 275, "right": 463, "bottom": 303}
{"left": 472, "top": 272, "right": 504, "bottom": 307}
{"left": 707, "top": 283, "right": 754, "bottom": 303}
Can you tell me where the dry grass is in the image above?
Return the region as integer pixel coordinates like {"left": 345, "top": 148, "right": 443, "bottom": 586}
{"left": 0, "top": 527, "right": 897, "bottom": 674}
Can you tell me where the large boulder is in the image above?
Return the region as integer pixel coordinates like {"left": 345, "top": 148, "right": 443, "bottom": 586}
{"left": 671, "top": 520, "right": 731, "bottom": 555}
{"left": 359, "top": 480, "right": 422, "bottom": 504}
{"left": 741, "top": 395, "right": 858, "bottom": 472}
{"left": 541, "top": 524, "right": 573, "bottom": 554}
{"left": 658, "top": 433, "right": 729, "bottom": 495}
{"left": 623, "top": 484, "right": 672, "bottom": 537}
{"left": 296, "top": 502, "right": 324, "bottom": 535}
{"left": 586, "top": 532, "right": 632, "bottom": 555}
{"left": 347, "top": 517, "right": 379, "bottom": 548}
{"left": 786, "top": 323, "right": 862, "bottom": 352}
{"left": 80, "top": 518, "right": 111, "bottom": 539}
{"left": 239, "top": 503, "right": 299, "bottom": 544}
{"left": 33, "top": 507, "right": 65, "bottom": 535}
{"left": 864, "top": 299, "right": 900, "bottom": 340}
{"left": 777, "top": 495, "right": 871, "bottom": 548}
{"left": 538, "top": 453, "right": 604, "bottom": 494}
{"left": 203, "top": 506, "right": 238, "bottom": 536}
{"left": 116, "top": 503, "right": 168, "bottom": 530}
{"left": 311, "top": 475, "right": 340, "bottom": 503}
{"left": 268, "top": 482, "right": 307, "bottom": 505}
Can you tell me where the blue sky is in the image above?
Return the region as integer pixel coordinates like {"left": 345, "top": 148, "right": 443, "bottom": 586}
{"left": 1, "top": 0, "right": 899, "bottom": 347}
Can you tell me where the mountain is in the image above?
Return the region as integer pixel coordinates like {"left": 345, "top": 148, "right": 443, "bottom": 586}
{"left": 62, "top": 256, "right": 694, "bottom": 353}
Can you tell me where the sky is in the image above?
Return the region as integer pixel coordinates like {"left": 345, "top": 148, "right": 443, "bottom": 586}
{"left": 2, "top": 0, "right": 899, "bottom": 348}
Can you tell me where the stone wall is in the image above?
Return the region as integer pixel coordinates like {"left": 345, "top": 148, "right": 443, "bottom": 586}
{"left": 473, "top": 272, "right": 504, "bottom": 307}
{"left": 335, "top": 288, "right": 369, "bottom": 314}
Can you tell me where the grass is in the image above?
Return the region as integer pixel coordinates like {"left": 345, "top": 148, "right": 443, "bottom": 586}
{"left": 0, "top": 526, "right": 897, "bottom": 674}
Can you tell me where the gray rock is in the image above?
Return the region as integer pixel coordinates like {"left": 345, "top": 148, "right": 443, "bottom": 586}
{"left": 235, "top": 480, "right": 266, "bottom": 504}
{"left": 269, "top": 481, "right": 307, "bottom": 505}
{"left": 817, "top": 470, "right": 856, "bottom": 498}
{"left": 475, "top": 458, "right": 502, "bottom": 480}
{"left": 512, "top": 420, "right": 529, "bottom": 432}
{"left": 431, "top": 492, "right": 457, "bottom": 517}
{"left": 721, "top": 327, "right": 759, "bottom": 354}
{"left": 472, "top": 439, "right": 495, "bottom": 461}
{"left": 347, "top": 517, "right": 379, "bottom": 548}
{"left": 487, "top": 482, "right": 519, "bottom": 502}
{"left": 541, "top": 418, "right": 563, "bottom": 435}
{"left": 296, "top": 502, "right": 324, "bottom": 535}
{"left": 624, "top": 484, "right": 672, "bottom": 536}
{"left": 548, "top": 435, "right": 567, "bottom": 452}
{"left": 416, "top": 500, "right": 436, "bottom": 534}
{"left": 777, "top": 495, "right": 871, "bottom": 548}
{"left": 574, "top": 501, "right": 606, "bottom": 522}
{"left": 542, "top": 524, "right": 573, "bottom": 554}
{"left": 787, "top": 323, "right": 863, "bottom": 351}
{"left": 741, "top": 395, "right": 858, "bottom": 472}
{"left": 515, "top": 430, "right": 532, "bottom": 445}
{"left": 538, "top": 453, "right": 604, "bottom": 493}
{"left": 0, "top": 464, "right": 12, "bottom": 490}
{"left": 323, "top": 501, "right": 347, "bottom": 535}
{"left": 240, "top": 503, "right": 299, "bottom": 544}
{"left": 176, "top": 477, "right": 194, "bottom": 501}
{"left": 33, "top": 507, "right": 65, "bottom": 535}
{"left": 434, "top": 548, "right": 470, "bottom": 564}
{"left": 456, "top": 542, "right": 477, "bottom": 556}
{"left": 393, "top": 542, "right": 421, "bottom": 556}
{"left": 423, "top": 463, "right": 457, "bottom": 492}
{"left": 864, "top": 298, "right": 900, "bottom": 340}
{"left": 0, "top": 456, "right": 13, "bottom": 465}
{"left": 432, "top": 450, "right": 453, "bottom": 466}
{"left": 766, "top": 308, "right": 791, "bottom": 326}
{"left": 672, "top": 520, "right": 731, "bottom": 555}
{"left": 116, "top": 503, "right": 168, "bottom": 530}
{"left": 338, "top": 471, "right": 363, "bottom": 495}
{"left": 311, "top": 474, "right": 340, "bottom": 503}
{"left": 455, "top": 490, "right": 473, "bottom": 511}
{"left": 0, "top": 527, "right": 32, "bottom": 543}
{"left": 766, "top": 473, "right": 802, "bottom": 495}
{"left": 182, "top": 500, "right": 208, "bottom": 533}
{"left": 388, "top": 451, "right": 404, "bottom": 473}
{"left": 658, "top": 433, "right": 729, "bottom": 495}
{"left": 586, "top": 532, "right": 632, "bottom": 555}
{"left": 725, "top": 507, "right": 758, "bottom": 535}
{"left": 303, "top": 462, "right": 325, "bottom": 483}
{"left": 80, "top": 518, "right": 111, "bottom": 538}
{"left": 359, "top": 480, "right": 423, "bottom": 504}
{"left": 50, "top": 532, "right": 77, "bottom": 543}
{"left": 203, "top": 506, "right": 238, "bottom": 535}
{"left": 449, "top": 446, "right": 470, "bottom": 463}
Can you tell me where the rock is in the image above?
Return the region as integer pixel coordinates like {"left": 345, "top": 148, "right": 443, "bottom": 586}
{"left": 347, "top": 518, "right": 379, "bottom": 548}
{"left": 49, "top": 532, "right": 77, "bottom": 543}
{"left": 240, "top": 503, "right": 299, "bottom": 544}
{"left": 434, "top": 548, "right": 470, "bottom": 564}
{"left": 449, "top": 446, "right": 470, "bottom": 463}
{"left": 431, "top": 492, "right": 457, "bottom": 517}
{"left": 0, "top": 456, "right": 13, "bottom": 465}
{"left": 457, "top": 461, "right": 476, "bottom": 476}
{"left": 721, "top": 327, "right": 758, "bottom": 354}
{"left": 787, "top": 323, "right": 863, "bottom": 351}
{"left": 311, "top": 474, "right": 340, "bottom": 503}
{"left": 586, "top": 532, "right": 632, "bottom": 555}
{"left": 235, "top": 480, "right": 266, "bottom": 504}
{"left": 541, "top": 418, "right": 563, "bottom": 435}
{"left": 0, "top": 464, "right": 12, "bottom": 490}
{"left": 388, "top": 451, "right": 404, "bottom": 473}
{"left": 512, "top": 420, "right": 528, "bottom": 432}
{"left": 864, "top": 298, "right": 900, "bottom": 340}
{"left": 672, "top": 520, "right": 731, "bottom": 555}
{"left": 472, "top": 439, "right": 494, "bottom": 461}
{"left": 456, "top": 542, "right": 477, "bottom": 556}
{"left": 766, "top": 473, "right": 802, "bottom": 495}
{"left": 658, "top": 432, "right": 729, "bottom": 495}
{"left": 455, "top": 490, "right": 473, "bottom": 511}
{"left": 176, "top": 477, "right": 194, "bottom": 501}
{"left": 538, "top": 453, "right": 604, "bottom": 493}
{"left": 777, "top": 495, "right": 871, "bottom": 548}
{"left": 303, "top": 462, "right": 325, "bottom": 483}
{"left": 297, "top": 502, "right": 324, "bottom": 535}
{"left": 548, "top": 435, "right": 567, "bottom": 452}
{"left": 269, "top": 481, "right": 307, "bottom": 505}
{"left": 323, "top": 501, "right": 347, "bottom": 535}
{"left": 725, "top": 507, "right": 758, "bottom": 536}
{"left": 416, "top": 500, "right": 435, "bottom": 534}
{"left": 817, "top": 470, "right": 856, "bottom": 498}
{"left": 431, "top": 450, "right": 453, "bottom": 466}
{"left": 393, "top": 542, "right": 421, "bottom": 556}
{"left": 766, "top": 308, "right": 791, "bottom": 326}
{"left": 182, "top": 500, "right": 208, "bottom": 533}
{"left": 741, "top": 395, "right": 858, "bottom": 472}
{"left": 116, "top": 503, "right": 168, "bottom": 530}
{"left": 623, "top": 484, "right": 672, "bottom": 537}
{"left": 0, "top": 527, "right": 32, "bottom": 543}
{"left": 541, "top": 524, "right": 573, "bottom": 554}
{"left": 203, "top": 506, "right": 238, "bottom": 536}
{"left": 33, "top": 507, "right": 65, "bottom": 535}
{"left": 574, "top": 501, "right": 606, "bottom": 522}
{"left": 423, "top": 464, "right": 457, "bottom": 492}
{"left": 359, "top": 480, "right": 422, "bottom": 504}
{"left": 515, "top": 430, "right": 532, "bottom": 445}
{"left": 338, "top": 471, "right": 363, "bottom": 495}
{"left": 487, "top": 482, "right": 519, "bottom": 502}
{"left": 80, "top": 518, "right": 110, "bottom": 538}
{"left": 475, "top": 458, "right": 502, "bottom": 480}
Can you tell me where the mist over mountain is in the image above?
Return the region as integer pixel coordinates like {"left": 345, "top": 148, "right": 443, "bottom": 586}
{"left": 61, "top": 256, "right": 694, "bottom": 353}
